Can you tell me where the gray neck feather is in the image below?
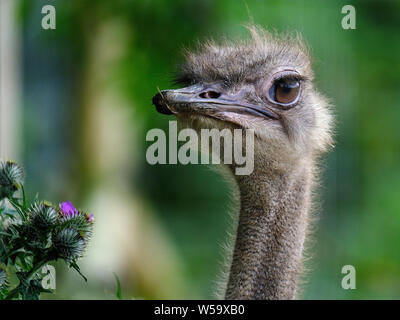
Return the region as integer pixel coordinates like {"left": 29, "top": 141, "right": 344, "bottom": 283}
{"left": 225, "top": 162, "right": 312, "bottom": 299}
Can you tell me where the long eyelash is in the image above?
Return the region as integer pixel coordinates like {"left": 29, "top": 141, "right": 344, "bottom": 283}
{"left": 274, "top": 74, "right": 306, "bottom": 84}
{"left": 269, "top": 69, "right": 307, "bottom": 83}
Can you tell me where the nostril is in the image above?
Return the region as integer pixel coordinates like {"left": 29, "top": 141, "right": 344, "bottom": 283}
{"left": 199, "top": 91, "right": 221, "bottom": 99}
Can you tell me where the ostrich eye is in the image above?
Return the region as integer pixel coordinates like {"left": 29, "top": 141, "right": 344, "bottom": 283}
{"left": 269, "top": 78, "right": 300, "bottom": 105}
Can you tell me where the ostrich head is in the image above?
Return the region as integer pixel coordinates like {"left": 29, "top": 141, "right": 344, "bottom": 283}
{"left": 152, "top": 26, "right": 335, "bottom": 299}
{"left": 153, "top": 26, "right": 333, "bottom": 174}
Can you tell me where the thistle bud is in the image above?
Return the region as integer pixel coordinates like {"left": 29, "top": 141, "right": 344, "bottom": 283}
{"left": 29, "top": 202, "right": 58, "bottom": 232}
{"left": 58, "top": 202, "right": 93, "bottom": 242}
{"left": 53, "top": 228, "right": 85, "bottom": 261}
{"left": 0, "top": 161, "right": 24, "bottom": 200}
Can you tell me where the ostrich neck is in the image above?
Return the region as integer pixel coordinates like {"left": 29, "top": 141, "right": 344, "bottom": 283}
{"left": 225, "top": 161, "right": 313, "bottom": 300}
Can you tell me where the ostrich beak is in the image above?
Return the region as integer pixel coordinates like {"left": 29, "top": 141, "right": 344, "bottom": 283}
{"left": 152, "top": 84, "right": 279, "bottom": 120}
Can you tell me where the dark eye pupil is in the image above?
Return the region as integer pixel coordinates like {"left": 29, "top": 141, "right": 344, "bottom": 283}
{"left": 269, "top": 79, "right": 300, "bottom": 104}
{"left": 280, "top": 83, "right": 293, "bottom": 93}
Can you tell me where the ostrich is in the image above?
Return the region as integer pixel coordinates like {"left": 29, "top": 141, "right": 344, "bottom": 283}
{"left": 152, "top": 26, "right": 333, "bottom": 300}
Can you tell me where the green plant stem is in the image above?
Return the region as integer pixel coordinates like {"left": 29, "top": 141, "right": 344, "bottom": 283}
{"left": 7, "top": 197, "right": 27, "bottom": 221}
{"left": 21, "top": 186, "right": 27, "bottom": 210}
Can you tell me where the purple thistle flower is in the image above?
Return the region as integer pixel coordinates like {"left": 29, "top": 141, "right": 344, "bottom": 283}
{"left": 60, "top": 201, "right": 78, "bottom": 216}
{"left": 87, "top": 213, "right": 94, "bottom": 222}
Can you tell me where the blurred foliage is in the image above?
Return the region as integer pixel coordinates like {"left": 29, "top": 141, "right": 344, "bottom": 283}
{"left": 17, "top": 0, "right": 400, "bottom": 299}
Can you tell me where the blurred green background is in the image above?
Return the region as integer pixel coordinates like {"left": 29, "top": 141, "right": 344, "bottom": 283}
{"left": 1, "top": 0, "right": 400, "bottom": 299}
